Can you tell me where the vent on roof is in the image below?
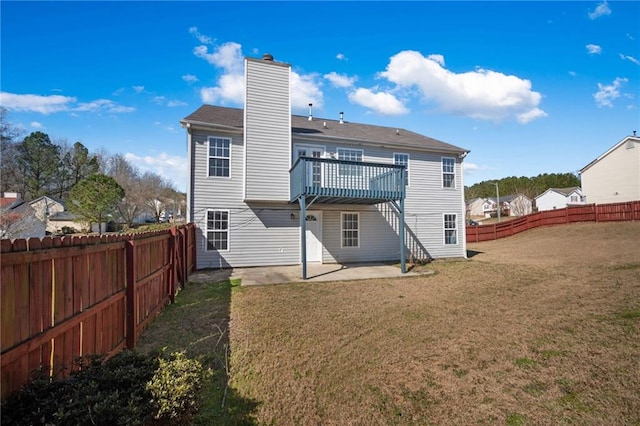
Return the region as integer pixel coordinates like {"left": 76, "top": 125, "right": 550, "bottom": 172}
{"left": 308, "top": 103, "right": 313, "bottom": 121}
{"left": 339, "top": 111, "right": 344, "bottom": 124}
{"left": 262, "top": 53, "right": 274, "bottom": 61}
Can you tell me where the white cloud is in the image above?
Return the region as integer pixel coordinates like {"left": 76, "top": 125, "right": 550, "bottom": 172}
{"left": 182, "top": 74, "right": 198, "bottom": 83}
{"left": 152, "top": 95, "right": 187, "bottom": 107}
{"left": 379, "top": 50, "right": 547, "bottom": 123}
{"left": 594, "top": 77, "right": 628, "bottom": 107}
{"left": 167, "top": 100, "right": 187, "bottom": 107}
{"left": 619, "top": 53, "right": 640, "bottom": 65}
{"left": 290, "top": 72, "right": 323, "bottom": 110}
{"left": 0, "top": 92, "right": 135, "bottom": 115}
{"left": 200, "top": 73, "right": 245, "bottom": 104}
{"left": 586, "top": 44, "right": 602, "bottom": 54}
{"left": 189, "top": 26, "right": 213, "bottom": 45}
{"left": 30, "top": 121, "right": 43, "bottom": 129}
{"left": 588, "top": 1, "right": 611, "bottom": 19}
{"left": 192, "top": 35, "right": 324, "bottom": 111}
{"left": 133, "top": 86, "right": 145, "bottom": 93}
{"left": 324, "top": 72, "right": 357, "bottom": 88}
{"left": 463, "top": 162, "right": 479, "bottom": 174}
{"left": 124, "top": 152, "right": 188, "bottom": 191}
{"left": 569, "top": 71, "right": 577, "bottom": 76}
{"left": 336, "top": 53, "right": 347, "bottom": 61}
{"left": 193, "top": 41, "right": 244, "bottom": 74}
{"left": 0, "top": 92, "right": 76, "bottom": 114}
{"left": 348, "top": 88, "right": 408, "bottom": 115}
{"left": 75, "top": 99, "right": 135, "bottom": 113}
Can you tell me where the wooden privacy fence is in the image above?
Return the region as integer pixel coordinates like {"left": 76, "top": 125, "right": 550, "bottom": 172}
{"left": 0, "top": 224, "right": 196, "bottom": 400}
{"left": 466, "top": 201, "right": 640, "bottom": 243}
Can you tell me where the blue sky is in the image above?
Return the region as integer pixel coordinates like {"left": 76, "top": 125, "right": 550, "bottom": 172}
{"left": 2, "top": 1, "right": 638, "bottom": 192}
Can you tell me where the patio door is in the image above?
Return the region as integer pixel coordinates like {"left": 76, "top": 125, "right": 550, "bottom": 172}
{"left": 294, "top": 145, "right": 323, "bottom": 186}
{"left": 305, "top": 211, "right": 322, "bottom": 262}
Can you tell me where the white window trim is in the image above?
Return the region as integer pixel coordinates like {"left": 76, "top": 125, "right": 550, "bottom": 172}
{"left": 393, "top": 152, "right": 410, "bottom": 186}
{"left": 207, "top": 136, "right": 232, "bottom": 178}
{"left": 442, "top": 156, "right": 456, "bottom": 189}
{"left": 206, "top": 209, "right": 230, "bottom": 252}
{"left": 340, "top": 211, "right": 360, "bottom": 248}
{"left": 443, "top": 213, "right": 458, "bottom": 245}
{"left": 293, "top": 144, "right": 326, "bottom": 160}
{"left": 337, "top": 147, "right": 364, "bottom": 160}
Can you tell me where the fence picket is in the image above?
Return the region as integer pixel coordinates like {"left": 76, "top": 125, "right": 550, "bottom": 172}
{"left": 0, "top": 224, "right": 196, "bottom": 400}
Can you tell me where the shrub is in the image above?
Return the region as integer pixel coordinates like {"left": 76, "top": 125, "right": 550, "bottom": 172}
{"left": 1, "top": 350, "right": 212, "bottom": 426}
{"left": 147, "top": 351, "right": 213, "bottom": 424}
{"left": 60, "top": 226, "right": 78, "bottom": 234}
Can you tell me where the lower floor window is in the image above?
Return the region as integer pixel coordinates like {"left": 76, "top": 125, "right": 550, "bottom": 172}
{"left": 444, "top": 214, "right": 457, "bottom": 245}
{"left": 207, "top": 210, "right": 229, "bottom": 250}
{"left": 341, "top": 212, "right": 359, "bottom": 247}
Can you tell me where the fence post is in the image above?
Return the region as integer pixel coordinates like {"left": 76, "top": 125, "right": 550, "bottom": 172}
{"left": 169, "top": 227, "right": 176, "bottom": 303}
{"left": 125, "top": 239, "right": 136, "bottom": 349}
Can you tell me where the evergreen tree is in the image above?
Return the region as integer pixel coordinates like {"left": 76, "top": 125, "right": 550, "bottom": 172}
{"left": 68, "top": 174, "right": 124, "bottom": 234}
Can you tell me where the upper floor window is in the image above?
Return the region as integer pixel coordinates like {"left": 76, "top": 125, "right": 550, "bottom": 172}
{"left": 442, "top": 157, "right": 455, "bottom": 188}
{"left": 208, "top": 137, "right": 230, "bottom": 177}
{"left": 206, "top": 210, "right": 229, "bottom": 251}
{"left": 570, "top": 195, "right": 578, "bottom": 202}
{"left": 394, "top": 153, "right": 409, "bottom": 186}
{"left": 444, "top": 214, "right": 457, "bottom": 245}
{"left": 338, "top": 148, "right": 363, "bottom": 176}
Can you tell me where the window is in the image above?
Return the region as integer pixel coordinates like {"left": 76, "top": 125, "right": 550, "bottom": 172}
{"left": 570, "top": 195, "right": 578, "bottom": 202}
{"left": 442, "top": 157, "right": 455, "bottom": 188}
{"left": 444, "top": 214, "right": 457, "bottom": 245}
{"left": 341, "top": 212, "right": 359, "bottom": 247}
{"left": 206, "top": 210, "right": 229, "bottom": 250}
{"left": 208, "top": 137, "right": 230, "bottom": 177}
{"left": 338, "top": 148, "right": 363, "bottom": 176}
{"left": 394, "top": 153, "right": 409, "bottom": 185}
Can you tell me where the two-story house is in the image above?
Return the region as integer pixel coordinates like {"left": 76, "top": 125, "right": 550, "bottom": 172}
{"left": 580, "top": 135, "right": 640, "bottom": 204}
{"left": 181, "top": 54, "right": 469, "bottom": 278}
{"left": 535, "top": 187, "right": 586, "bottom": 211}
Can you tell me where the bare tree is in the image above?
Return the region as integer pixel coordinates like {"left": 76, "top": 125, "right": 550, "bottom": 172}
{"left": 139, "top": 172, "right": 175, "bottom": 222}
{"left": 0, "top": 108, "right": 25, "bottom": 194}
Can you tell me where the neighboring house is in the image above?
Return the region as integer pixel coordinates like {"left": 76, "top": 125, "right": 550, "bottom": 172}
{"left": 1, "top": 192, "right": 45, "bottom": 239}
{"left": 0, "top": 194, "right": 106, "bottom": 239}
{"left": 468, "top": 194, "right": 531, "bottom": 218}
{"left": 498, "top": 194, "right": 533, "bottom": 216}
{"left": 535, "top": 187, "right": 586, "bottom": 211}
{"left": 579, "top": 135, "right": 640, "bottom": 204}
{"left": 466, "top": 197, "right": 493, "bottom": 217}
{"left": 29, "top": 195, "right": 66, "bottom": 231}
{"left": 181, "top": 53, "right": 469, "bottom": 275}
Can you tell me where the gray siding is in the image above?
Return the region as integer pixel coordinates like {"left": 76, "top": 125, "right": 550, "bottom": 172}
{"left": 189, "top": 118, "right": 466, "bottom": 270}
{"left": 244, "top": 58, "right": 291, "bottom": 201}
{"left": 194, "top": 203, "right": 301, "bottom": 269}
{"left": 292, "top": 139, "right": 467, "bottom": 260}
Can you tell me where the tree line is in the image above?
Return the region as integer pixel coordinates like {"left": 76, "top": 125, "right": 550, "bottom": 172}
{"left": 464, "top": 173, "right": 581, "bottom": 201}
{"left": 1, "top": 108, "right": 185, "bottom": 231}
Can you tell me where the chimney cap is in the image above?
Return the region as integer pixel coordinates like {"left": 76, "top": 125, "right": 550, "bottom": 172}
{"left": 262, "top": 53, "right": 274, "bottom": 61}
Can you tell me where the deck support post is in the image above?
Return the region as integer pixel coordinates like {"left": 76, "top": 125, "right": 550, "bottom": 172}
{"left": 299, "top": 196, "right": 307, "bottom": 279}
{"left": 399, "top": 196, "right": 406, "bottom": 274}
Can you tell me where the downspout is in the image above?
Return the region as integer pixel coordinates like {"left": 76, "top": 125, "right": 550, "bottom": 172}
{"left": 185, "top": 122, "right": 193, "bottom": 223}
{"left": 299, "top": 196, "right": 307, "bottom": 279}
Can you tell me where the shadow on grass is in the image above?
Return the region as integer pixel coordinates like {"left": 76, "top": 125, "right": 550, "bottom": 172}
{"left": 467, "top": 249, "right": 483, "bottom": 258}
{"left": 136, "top": 274, "right": 259, "bottom": 425}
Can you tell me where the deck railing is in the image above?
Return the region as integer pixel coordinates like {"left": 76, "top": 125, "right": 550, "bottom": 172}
{"left": 290, "top": 157, "right": 405, "bottom": 202}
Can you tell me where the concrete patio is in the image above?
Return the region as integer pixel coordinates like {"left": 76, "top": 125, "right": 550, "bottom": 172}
{"left": 188, "top": 262, "right": 434, "bottom": 286}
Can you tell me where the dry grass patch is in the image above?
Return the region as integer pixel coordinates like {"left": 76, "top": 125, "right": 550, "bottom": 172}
{"left": 139, "top": 222, "right": 640, "bottom": 425}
